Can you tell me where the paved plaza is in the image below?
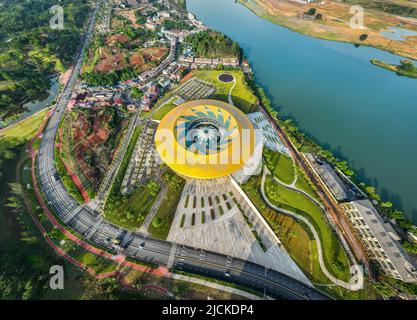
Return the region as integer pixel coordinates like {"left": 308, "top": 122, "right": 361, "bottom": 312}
{"left": 168, "top": 177, "right": 311, "bottom": 285}
{"left": 176, "top": 78, "right": 215, "bottom": 101}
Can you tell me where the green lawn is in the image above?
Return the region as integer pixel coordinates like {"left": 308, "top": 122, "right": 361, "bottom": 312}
{"left": 264, "top": 175, "right": 350, "bottom": 281}
{"left": 0, "top": 109, "right": 49, "bottom": 141}
{"left": 241, "top": 174, "right": 378, "bottom": 299}
{"left": 264, "top": 149, "right": 295, "bottom": 184}
{"left": 192, "top": 69, "right": 258, "bottom": 113}
{"left": 294, "top": 167, "right": 320, "bottom": 201}
{"left": 152, "top": 101, "right": 177, "bottom": 121}
{"left": 148, "top": 170, "right": 185, "bottom": 239}
{"left": 105, "top": 180, "right": 161, "bottom": 230}
{"left": 77, "top": 252, "right": 119, "bottom": 274}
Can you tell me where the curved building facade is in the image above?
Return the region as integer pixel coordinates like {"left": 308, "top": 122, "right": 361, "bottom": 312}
{"left": 155, "top": 99, "right": 256, "bottom": 179}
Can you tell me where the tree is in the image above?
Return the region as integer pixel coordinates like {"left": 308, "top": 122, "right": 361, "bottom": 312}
{"left": 152, "top": 217, "right": 163, "bottom": 228}
{"left": 399, "top": 60, "right": 416, "bottom": 73}
{"left": 131, "top": 87, "right": 143, "bottom": 99}
{"left": 306, "top": 8, "right": 316, "bottom": 16}
{"left": 359, "top": 34, "right": 368, "bottom": 41}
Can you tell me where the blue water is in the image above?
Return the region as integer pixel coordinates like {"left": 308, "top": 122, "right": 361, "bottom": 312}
{"left": 0, "top": 76, "right": 60, "bottom": 129}
{"left": 188, "top": 0, "right": 417, "bottom": 222}
{"left": 381, "top": 27, "right": 417, "bottom": 41}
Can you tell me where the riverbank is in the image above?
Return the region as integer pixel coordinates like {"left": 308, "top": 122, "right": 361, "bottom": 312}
{"left": 238, "top": 0, "right": 417, "bottom": 61}
{"left": 370, "top": 58, "right": 417, "bottom": 79}
{"left": 0, "top": 75, "right": 60, "bottom": 129}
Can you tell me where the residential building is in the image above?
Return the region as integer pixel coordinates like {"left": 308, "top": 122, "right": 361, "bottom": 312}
{"left": 341, "top": 200, "right": 417, "bottom": 283}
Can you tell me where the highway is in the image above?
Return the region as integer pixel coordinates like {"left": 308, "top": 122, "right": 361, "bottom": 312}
{"left": 36, "top": 2, "right": 330, "bottom": 300}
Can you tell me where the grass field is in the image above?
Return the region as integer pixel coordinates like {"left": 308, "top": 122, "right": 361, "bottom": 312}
{"left": 241, "top": 174, "right": 380, "bottom": 299}
{"left": 294, "top": 167, "right": 320, "bottom": 200}
{"left": 192, "top": 69, "right": 258, "bottom": 113}
{"left": 148, "top": 170, "right": 185, "bottom": 239}
{"left": 0, "top": 109, "right": 49, "bottom": 141}
{"left": 264, "top": 175, "right": 350, "bottom": 281}
{"left": 264, "top": 149, "right": 295, "bottom": 184}
{"left": 105, "top": 180, "right": 161, "bottom": 230}
{"left": 151, "top": 101, "right": 177, "bottom": 121}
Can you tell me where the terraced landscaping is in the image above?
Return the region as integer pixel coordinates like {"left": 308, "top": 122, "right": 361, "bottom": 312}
{"left": 264, "top": 175, "right": 350, "bottom": 281}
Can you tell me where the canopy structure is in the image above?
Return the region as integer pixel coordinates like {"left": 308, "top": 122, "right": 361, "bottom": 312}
{"left": 155, "top": 99, "right": 255, "bottom": 179}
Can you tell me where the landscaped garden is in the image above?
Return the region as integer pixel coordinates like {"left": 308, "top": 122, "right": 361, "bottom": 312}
{"left": 105, "top": 180, "right": 161, "bottom": 230}
{"left": 264, "top": 175, "right": 350, "bottom": 281}
{"left": 192, "top": 69, "right": 258, "bottom": 113}
{"left": 264, "top": 149, "right": 295, "bottom": 184}
{"left": 148, "top": 169, "right": 185, "bottom": 239}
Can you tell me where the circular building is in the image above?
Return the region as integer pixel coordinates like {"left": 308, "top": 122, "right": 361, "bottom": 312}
{"left": 155, "top": 99, "right": 256, "bottom": 179}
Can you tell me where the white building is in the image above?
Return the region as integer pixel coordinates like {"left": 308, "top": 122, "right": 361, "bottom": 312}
{"left": 341, "top": 200, "right": 417, "bottom": 283}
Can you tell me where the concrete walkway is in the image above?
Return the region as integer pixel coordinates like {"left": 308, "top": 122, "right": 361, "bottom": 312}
{"left": 228, "top": 76, "right": 236, "bottom": 106}
{"left": 260, "top": 167, "right": 364, "bottom": 291}
{"left": 270, "top": 167, "right": 325, "bottom": 211}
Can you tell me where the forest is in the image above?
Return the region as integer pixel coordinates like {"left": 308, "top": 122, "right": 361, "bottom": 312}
{"left": 0, "top": 0, "right": 90, "bottom": 120}
{"left": 185, "top": 30, "right": 241, "bottom": 59}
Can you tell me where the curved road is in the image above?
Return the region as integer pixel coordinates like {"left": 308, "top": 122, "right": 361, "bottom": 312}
{"left": 36, "top": 2, "right": 330, "bottom": 300}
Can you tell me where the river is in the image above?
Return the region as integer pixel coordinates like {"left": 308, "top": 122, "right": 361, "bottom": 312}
{"left": 187, "top": 0, "right": 417, "bottom": 223}
{"left": 0, "top": 76, "right": 60, "bottom": 129}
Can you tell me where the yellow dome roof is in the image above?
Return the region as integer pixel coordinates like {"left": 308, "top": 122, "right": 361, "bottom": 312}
{"left": 155, "top": 100, "right": 255, "bottom": 179}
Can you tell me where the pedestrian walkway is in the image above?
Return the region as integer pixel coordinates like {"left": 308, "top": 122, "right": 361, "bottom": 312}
{"left": 260, "top": 166, "right": 363, "bottom": 291}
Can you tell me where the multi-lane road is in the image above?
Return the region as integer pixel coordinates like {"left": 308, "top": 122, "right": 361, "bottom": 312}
{"left": 36, "top": 2, "right": 330, "bottom": 300}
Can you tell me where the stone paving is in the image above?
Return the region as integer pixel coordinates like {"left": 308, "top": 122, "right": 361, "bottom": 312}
{"left": 176, "top": 78, "right": 215, "bottom": 101}
{"left": 168, "top": 177, "right": 311, "bottom": 285}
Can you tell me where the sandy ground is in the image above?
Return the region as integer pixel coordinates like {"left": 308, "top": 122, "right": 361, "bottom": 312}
{"left": 241, "top": 0, "right": 417, "bottom": 60}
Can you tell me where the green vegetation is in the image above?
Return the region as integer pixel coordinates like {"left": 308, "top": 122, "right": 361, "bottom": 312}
{"left": 192, "top": 69, "right": 258, "bottom": 113}
{"left": 148, "top": 170, "right": 185, "bottom": 239}
{"left": 0, "top": 0, "right": 89, "bottom": 119}
{"left": 77, "top": 253, "right": 118, "bottom": 274}
{"left": 264, "top": 149, "right": 295, "bottom": 184}
{"left": 54, "top": 147, "right": 84, "bottom": 204}
{"left": 163, "top": 19, "right": 193, "bottom": 31}
{"left": 294, "top": 167, "right": 319, "bottom": 200}
{"left": 264, "top": 175, "right": 350, "bottom": 281}
{"left": 371, "top": 59, "right": 417, "bottom": 79}
{"left": 241, "top": 174, "right": 378, "bottom": 299}
{"left": 341, "top": 0, "right": 417, "bottom": 19}
{"left": 104, "top": 126, "right": 164, "bottom": 229}
{"left": 0, "top": 110, "right": 48, "bottom": 180}
{"left": 152, "top": 101, "right": 177, "bottom": 120}
{"left": 131, "top": 87, "right": 143, "bottom": 99}
{"left": 185, "top": 30, "right": 241, "bottom": 59}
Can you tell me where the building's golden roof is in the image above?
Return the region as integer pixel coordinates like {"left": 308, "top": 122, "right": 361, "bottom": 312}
{"left": 155, "top": 100, "right": 255, "bottom": 179}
